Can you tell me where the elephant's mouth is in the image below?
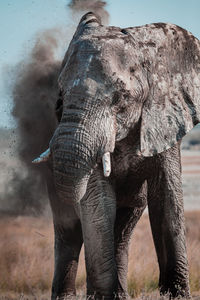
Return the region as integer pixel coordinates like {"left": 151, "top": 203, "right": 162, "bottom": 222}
{"left": 32, "top": 148, "right": 111, "bottom": 177}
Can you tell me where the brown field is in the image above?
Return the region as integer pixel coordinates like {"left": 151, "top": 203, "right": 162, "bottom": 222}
{"left": 181, "top": 151, "right": 200, "bottom": 211}
{"left": 0, "top": 211, "right": 199, "bottom": 300}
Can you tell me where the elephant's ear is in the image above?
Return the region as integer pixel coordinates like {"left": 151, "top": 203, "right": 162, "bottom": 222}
{"left": 140, "top": 24, "right": 200, "bottom": 156}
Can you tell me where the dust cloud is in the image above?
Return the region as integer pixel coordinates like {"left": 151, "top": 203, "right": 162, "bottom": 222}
{"left": 68, "top": 0, "right": 109, "bottom": 25}
{"left": 1, "top": 0, "right": 109, "bottom": 215}
{"left": 3, "top": 30, "right": 61, "bottom": 214}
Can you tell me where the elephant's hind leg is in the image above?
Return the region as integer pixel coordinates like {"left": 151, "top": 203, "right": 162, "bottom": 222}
{"left": 147, "top": 146, "right": 190, "bottom": 298}
{"left": 51, "top": 205, "right": 83, "bottom": 300}
{"left": 114, "top": 181, "right": 147, "bottom": 299}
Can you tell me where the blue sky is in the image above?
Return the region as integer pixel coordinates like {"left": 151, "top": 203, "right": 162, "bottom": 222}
{"left": 1, "top": 0, "right": 200, "bottom": 128}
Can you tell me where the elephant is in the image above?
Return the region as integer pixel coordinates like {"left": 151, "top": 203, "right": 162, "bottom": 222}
{"left": 33, "top": 12, "right": 200, "bottom": 299}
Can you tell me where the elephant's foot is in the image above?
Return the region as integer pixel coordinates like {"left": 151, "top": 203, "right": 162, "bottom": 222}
{"left": 115, "top": 286, "right": 130, "bottom": 300}
{"left": 52, "top": 292, "right": 76, "bottom": 300}
{"left": 160, "top": 282, "right": 191, "bottom": 299}
{"left": 86, "top": 293, "right": 127, "bottom": 300}
{"left": 116, "top": 292, "right": 130, "bottom": 300}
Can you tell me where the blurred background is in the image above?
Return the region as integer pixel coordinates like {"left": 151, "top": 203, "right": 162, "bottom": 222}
{"left": 0, "top": 1, "right": 199, "bottom": 298}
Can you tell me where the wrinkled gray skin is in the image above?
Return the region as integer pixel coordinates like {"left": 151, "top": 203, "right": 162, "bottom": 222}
{"left": 46, "top": 12, "right": 200, "bottom": 300}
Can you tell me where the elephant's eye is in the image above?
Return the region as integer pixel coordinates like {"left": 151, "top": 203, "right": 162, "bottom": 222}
{"left": 55, "top": 90, "right": 63, "bottom": 122}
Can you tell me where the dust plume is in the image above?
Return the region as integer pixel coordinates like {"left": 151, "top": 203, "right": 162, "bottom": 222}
{"left": 7, "top": 29, "right": 61, "bottom": 214}
{"left": 1, "top": 1, "right": 109, "bottom": 215}
{"left": 68, "top": 0, "right": 109, "bottom": 25}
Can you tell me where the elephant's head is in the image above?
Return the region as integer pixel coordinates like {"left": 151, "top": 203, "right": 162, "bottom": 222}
{"left": 34, "top": 12, "right": 200, "bottom": 201}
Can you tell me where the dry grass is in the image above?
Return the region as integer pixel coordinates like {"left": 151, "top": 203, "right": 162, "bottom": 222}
{"left": 0, "top": 216, "right": 53, "bottom": 297}
{"left": 0, "top": 212, "right": 199, "bottom": 299}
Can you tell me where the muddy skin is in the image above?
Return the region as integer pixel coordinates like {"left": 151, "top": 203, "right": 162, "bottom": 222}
{"left": 39, "top": 12, "right": 200, "bottom": 299}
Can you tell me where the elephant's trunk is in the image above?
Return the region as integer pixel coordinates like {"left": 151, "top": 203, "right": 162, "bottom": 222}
{"left": 50, "top": 108, "right": 115, "bottom": 202}
{"left": 51, "top": 126, "right": 93, "bottom": 201}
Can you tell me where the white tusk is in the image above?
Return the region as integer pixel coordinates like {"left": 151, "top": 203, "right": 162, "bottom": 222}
{"left": 32, "top": 148, "right": 51, "bottom": 164}
{"left": 102, "top": 152, "right": 111, "bottom": 177}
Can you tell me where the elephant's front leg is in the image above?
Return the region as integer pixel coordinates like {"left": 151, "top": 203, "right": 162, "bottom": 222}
{"left": 51, "top": 204, "right": 83, "bottom": 300}
{"left": 147, "top": 146, "right": 190, "bottom": 298}
{"left": 79, "top": 166, "right": 118, "bottom": 299}
{"left": 46, "top": 171, "right": 83, "bottom": 300}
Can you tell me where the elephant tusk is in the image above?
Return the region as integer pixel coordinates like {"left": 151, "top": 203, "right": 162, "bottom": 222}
{"left": 32, "top": 148, "right": 51, "bottom": 164}
{"left": 102, "top": 152, "right": 111, "bottom": 177}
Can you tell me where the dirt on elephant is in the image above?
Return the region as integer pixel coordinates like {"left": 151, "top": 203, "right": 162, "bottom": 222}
{"left": 0, "top": 211, "right": 199, "bottom": 300}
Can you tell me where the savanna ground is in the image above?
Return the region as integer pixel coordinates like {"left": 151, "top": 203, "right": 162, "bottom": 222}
{"left": 0, "top": 211, "right": 199, "bottom": 300}
{"left": 0, "top": 149, "right": 200, "bottom": 300}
